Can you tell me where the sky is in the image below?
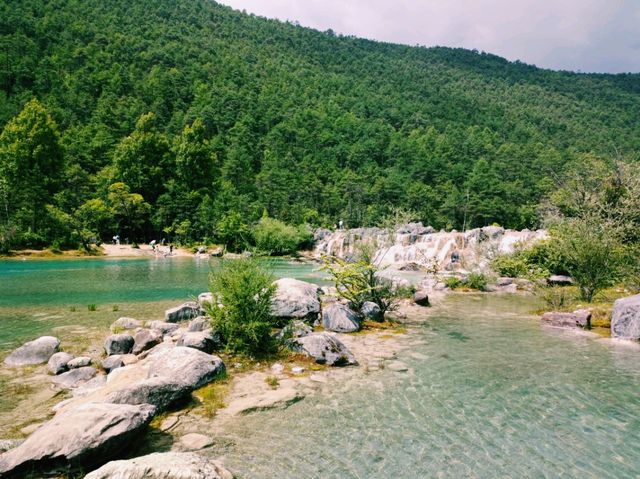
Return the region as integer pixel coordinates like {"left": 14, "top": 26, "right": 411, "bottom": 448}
{"left": 217, "top": 0, "right": 640, "bottom": 73}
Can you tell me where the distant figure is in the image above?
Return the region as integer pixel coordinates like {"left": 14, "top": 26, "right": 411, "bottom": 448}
{"left": 115, "top": 235, "right": 120, "bottom": 245}
{"left": 112, "top": 235, "right": 117, "bottom": 245}
{"left": 169, "top": 244, "right": 174, "bottom": 255}
{"left": 161, "top": 238, "right": 166, "bottom": 245}
{"left": 339, "top": 220, "right": 344, "bottom": 230}
{"left": 150, "top": 239, "right": 157, "bottom": 251}
{"left": 451, "top": 249, "right": 460, "bottom": 264}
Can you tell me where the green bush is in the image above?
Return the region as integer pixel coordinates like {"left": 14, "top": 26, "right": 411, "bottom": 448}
{"left": 465, "top": 272, "right": 489, "bottom": 291}
{"left": 444, "top": 277, "right": 462, "bottom": 289}
{"left": 205, "top": 258, "right": 277, "bottom": 356}
{"left": 252, "top": 217, "right": 311, "bottom": 255}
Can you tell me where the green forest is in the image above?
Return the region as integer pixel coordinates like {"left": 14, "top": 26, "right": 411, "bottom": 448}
{"left": 0, "top": 0, "right": 639, "bottom": 252}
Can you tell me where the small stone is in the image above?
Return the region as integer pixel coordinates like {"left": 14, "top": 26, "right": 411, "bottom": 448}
{"left": 387, "top": 361, "right": 409, "bottom": 372}
{"left": 271, "top": 363, "right": 285, "bottom": 373}
{"left": 101, "top": 355, "right": 124, "bottom": 373}
{"left": 291, "top": 366, "right": 305, "bottom": 375}
{"left": 104, "top": 334, "right": 134, "bottom": 356}
{"left": 47, "top": 352, "right": 74, "bottom": 375}
{"left": 413, "top": 290, "right": 430, "bottom": 307}
{"left": 67, "top": 356, "right": 91, "bottom": 369}
{"left": 361, "top": 301, "right": 384, "bottom": 321}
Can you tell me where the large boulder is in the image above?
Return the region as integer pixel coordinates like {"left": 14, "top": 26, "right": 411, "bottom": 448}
{"left": 611, "top": 294, "right": 640, "bottom": 340}
{"left": 290, "top": 332, "right": 357, "bottom": 366}
{"left": 177, "top": 330, "right": 219, "bottom": 353}
{"left": 110, "top": 317, "right": 142, "bottom": 332}
{"left": 4, "top": 336, "right": 60, "bottom": 367}
{"left": 148, "top": 321, "right": 180, "bottom": 335}
{"left": 52, "top": 366, "right": 99, "bottom": 389}
{"left": 0, "top": 403, "right": 155, "bottom": 477}
{"left": 322, "top": 303, "right": 360, "bottom": 332}
{"left": 188, "top": 316, "right": 210, "bottom": 332}
{"left": 84, "top": 452, "right": 233, "bottom": 479}
{"left": 165, "top": 302, "right": 202, "bottom": 323}
{"left": 271, "top": 278, "right": 321, "bottom": 323}
{"left": 132, "top": 329, "right": 163, "bottom": 355}
{"left": 48, "top": 351, "right": 75, "bottom": 375}
{"left": 104, "top": 334, "right": 134, "bottom": 356}
{"left": 541, "top": 310, "right": 591, "bottom": 329}
{"left": 147, "top": 347, "right": 225, "bottom": 389}
{"left": 105, "top": 377, "right": 194, "bottom": 413}
{"left": 361, "top": 301, "right": 383, "bottom": 321}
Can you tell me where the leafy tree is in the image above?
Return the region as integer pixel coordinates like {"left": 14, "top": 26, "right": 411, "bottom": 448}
{"left": 252, "top": 216, "right": 311, "bottom": 255}
{"left": 174, "top": 118, "right": 216, "bottom": 191}
{"left": 107, "top": 182, "right": 151, "bottom": 240}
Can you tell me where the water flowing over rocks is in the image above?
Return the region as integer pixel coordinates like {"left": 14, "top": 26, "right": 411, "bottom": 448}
{"left": 290, "top": 332, "right": 357, "bottom": 366}
{"left": 322, "top": 303, "right": 360, "bottom": 332}
{"left": 0, "top": 403, "right": 155, "bottom": 477}
{"left": 48, "top": 351, "right": 74, "bottom": 374}
{"left": 611, "top": 294, "right": 640, "bottom": 340}
{"left": 165, "top": 302, "right": 202, "bottom": 323}
{"left": 315, "top": 223, "right": 547, "bottom": 270}
{"left": 4, "top": 336, "right": 60, "bottom": 367}
{"left": 104, "top": 334, "right": 134, "bottom": 355}
{"left": 83, "top": 452, "right": 233, "bottom": 479}
{"left": 271, "top": 278, "right": 322, "bottom": 323}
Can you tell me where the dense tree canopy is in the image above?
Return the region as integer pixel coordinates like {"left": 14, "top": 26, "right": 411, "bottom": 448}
{"left": 0, "top": 0, "right": 638, "bottom": 250}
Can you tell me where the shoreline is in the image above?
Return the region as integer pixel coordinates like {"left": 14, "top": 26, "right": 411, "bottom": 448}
{"left": 0, "top": 244, "right": 196, "bottom": 260}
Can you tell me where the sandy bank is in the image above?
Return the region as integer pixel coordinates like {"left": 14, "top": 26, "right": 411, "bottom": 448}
{"left": 101, "top": 244, "right": 194, "bottom": 258}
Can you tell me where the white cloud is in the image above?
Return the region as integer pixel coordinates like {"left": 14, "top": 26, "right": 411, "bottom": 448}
{"left": 217, "top": 0, "right": 640, "bottom": 73}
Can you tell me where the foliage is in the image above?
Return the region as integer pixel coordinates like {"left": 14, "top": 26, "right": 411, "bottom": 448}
{"left": 321, "top": 246, "right": 408, "bottom": 315}
{"left": 205, "top": 258, "right": 277, "bottom": 356}
{"left": 444, "top": 277, "right": 463, "bottom": 289}
{"left": 0, "top": 0, "right": 639, "bottom": 250}
{"left": 252, "top": 216, "right": 311, "bottom": 255}
{"left": 534, "top": 284, "right": 570, "bottom": 311}
{"left": 549, "top": 216, "right": 626, "bottom": 302}
{"left": 465, "top": 272, "right": 489, "bottom": 292}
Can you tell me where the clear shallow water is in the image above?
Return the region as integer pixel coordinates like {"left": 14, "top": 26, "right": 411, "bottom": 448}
{"left": 0, "top": 257, "right": 327, "bottom": 350}
{"left": 216, "top": 295, "right": 640, "bottom": 479}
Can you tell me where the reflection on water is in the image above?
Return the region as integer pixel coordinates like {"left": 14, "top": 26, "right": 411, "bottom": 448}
{"left": 214, "top": 295, "right": 640, "bottom": 479}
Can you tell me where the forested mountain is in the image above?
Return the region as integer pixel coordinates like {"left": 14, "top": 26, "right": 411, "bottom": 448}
{"left": 1, "top": 0, "right": 639, "bottom": 250}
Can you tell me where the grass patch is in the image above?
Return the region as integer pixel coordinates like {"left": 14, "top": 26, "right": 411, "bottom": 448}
{"left": 264, "top": 375, "right": 279, "bottom": 389}
{"left": 193, "top": 375, "right": 231, "bottom": 418}
{"left": 87, "top": 304, "right": 97, "bottom": 312}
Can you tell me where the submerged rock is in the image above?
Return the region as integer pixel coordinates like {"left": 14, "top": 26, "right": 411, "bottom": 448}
{"left": 322, "top": 303, "right": 360, "bottom": 332}
{"left": 541, "top": 310, "right": 591, "bottom": 329}
{"left": 48, "top": 351, "right": 75, "bottom": 375}
{"left": 4, "top": 336, "right": 60, "bottom": 367}
{"left": 271, "top": 278, "right": 321, "bottom": 323}
{"left": 165, "top": 302, "right": 202, "bottom": 323}
{"left": 0, "top": 402, "right": 155, "bottom": 477}
{"left": 104, "top": 334, "right": 134, "bottom": 356}
{"left": 290, "top": 332, "right": 357, "bottom": 366}
{"left": 611, "top": 294, "right": 640, "bottom": 340}
{"left": 84, "top": 452, "right": 233, "bottom": 479}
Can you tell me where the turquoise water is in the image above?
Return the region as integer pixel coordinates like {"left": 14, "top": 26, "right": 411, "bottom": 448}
{"left": 216, "top": 295, "right": 640, "bottom": 478}
{"left": 0, "top": 257, "right": 327, "bottom": 350}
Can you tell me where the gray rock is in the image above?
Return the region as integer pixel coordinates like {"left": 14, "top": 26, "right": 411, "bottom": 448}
{"left": 4, "top": 336, "right": 60, "bottom": 367}
{"left": 496, "top": 277, "right": 514, "bottom": 286}
{"left": 177, "top": 330, "right": 219, "bottom": 353}
{"left": 541, "top": 310, "right": 591, "bottom": 329}
{"left": 188, "top": 316, "right": 210, "bottom": 332}
{"left": 611, "top": 294, "right": 640, "bottom": 340}
{"left": 132, "top": 329, "right": 163, "bottom": 355}
{"left": 276, "top": 320, "right": 313, "bottom": 341}
{"left": 110, "top": 317, "right": 142, "bottom": 332}
{"left": 51, "top": 366, "right": 98, "bottom": 389}
{"left": 67, "top": 356, "right": 92, "bottom": 369}
{"left": 104, "top": 334, "right": 134, "bottom": 356}
{"left": 547, "top": 275, "right": 573, "bottom": 286}
{"left": 148, "top": 320, "right": 180, "bottom": 335}
{"left": 71, "top": 374, "right": 106, "bottom": 397}
{"left": 361, "top": 301, "right": 384, "bottom": 321}
{"left": 197, "top": 292, "right": 214, "bottom": 307}
{"left": 271, "top": 278, "right": 321, "bottom": 323}
{"left": 101, "top": 355, "right": 124, "bottom": 373}
{"left": 413, "top": 290, "right": 430, "bottom": 307}
{"left": 210, "top": 247, "right": 224, "bottom": 257}
{"left": 147, "top": 346, "right": 225, "bottom": 389}
{"left": 84, "top": 452, "right": 233, "bottom": 479}
{"left": 398, "top": 262, "right": 422, "bottom": 271}
{"left": 290, "top": 332, "right": 357, "bottom": 366}
{"left": 322, "top": 303, "right": 360, "bottom": 332}
{"left": 0, "top": 402, "right": 155, "bottom": 477}
{"left": 165, "top": 302, "right": 202, "bottom": 323}
{"left": 48, "top": 352, "right": 75, "bottom": 375}
{"left": 105, "top": 377, "right": 194, "bottom": 413}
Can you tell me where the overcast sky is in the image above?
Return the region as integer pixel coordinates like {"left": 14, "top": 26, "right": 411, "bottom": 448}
{"left": 217, "top": 0, "right": 640, "bottom": 73}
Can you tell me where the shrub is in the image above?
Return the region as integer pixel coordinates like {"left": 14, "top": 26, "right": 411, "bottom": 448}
{"left": 205, "top": 258, "right": 277, "bottom": 356}
{"left": 87, "top": 304, "right": 97, "bottom": 311}
{"left": 444, "top": 277, "right": 462, "bottom": 289}
{"left": 465, "top": 272, "right": 489, "bottom": 291}
{"left": 252, "top": 217, "right": 311, "bottom": 255}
